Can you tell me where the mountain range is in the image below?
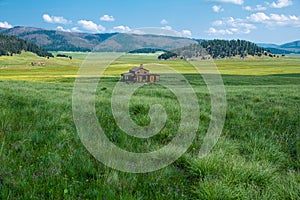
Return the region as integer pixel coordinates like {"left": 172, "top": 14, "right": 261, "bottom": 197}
{"left": 0, "top": 26, "right": 299, "bottom": 54}
{"left": 257, "top": 41, "right": 300, "bottom": 54}
{"left": 0, "top": 26, "right": 196, "bottom": 52}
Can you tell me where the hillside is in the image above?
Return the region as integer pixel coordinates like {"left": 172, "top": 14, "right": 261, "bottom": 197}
{"left": 258, "top": 40, "right": 300, "bottom": 54}
{"left": 0, "top": 26, "right": 116, "bottom": 51}
{"left": 94, "top": 33, "right": 197, "bottom": 52}
{"left": 264, "top": 48, "right": 294, "bottom": 55}
{"left": 280, "top": 40, "right": 300, "bottom": 52}
{"left": 0, "top": 33, "right": 53, "bottom": 57}
{"left": 158, "top": 39, "right": 270, "bottom": 60}
{"left": 0, "top": 26, "right": 196, "bottom": 52}
{"left": 257, "top": 43, "right": 280, "bottom": 49}
{"left": 1, "top": 26, "right": 298, "bottom": 54}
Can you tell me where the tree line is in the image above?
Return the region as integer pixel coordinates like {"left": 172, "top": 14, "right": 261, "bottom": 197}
{"left": 0, "top": 34, "right": 53, "bottom": 57}
{"left": 158, "top": 39, "right": 275, "bottom": 60}
{"left": 129, "top": 48, "right": 167, "bottom": 54}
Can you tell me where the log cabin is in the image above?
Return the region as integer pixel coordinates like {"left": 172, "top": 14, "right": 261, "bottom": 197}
{"left": 121, "top": 64, "right": 160, "bottom": 83}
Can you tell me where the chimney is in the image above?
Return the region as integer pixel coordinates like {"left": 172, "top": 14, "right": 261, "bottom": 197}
{"left": 140, "top": 64, "right": 143, "bottom": 68}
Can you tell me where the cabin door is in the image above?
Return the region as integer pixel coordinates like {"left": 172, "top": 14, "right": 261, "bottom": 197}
{"left": 150, "top": 75, "right": 154, "bottom": 82}
{"left": 138, "top": 76, "right": 143, "bottom": 82}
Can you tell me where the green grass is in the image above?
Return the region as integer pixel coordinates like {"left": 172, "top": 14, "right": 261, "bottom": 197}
{"left": 0, "top": 52, "right": 299, "bottom": 199}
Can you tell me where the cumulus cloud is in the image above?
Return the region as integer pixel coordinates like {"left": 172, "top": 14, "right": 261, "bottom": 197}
{"left": 131, "top": 30, "right": 146, "bottom": 35}
{"left": 100, "top": 14, "right": 115, "bottom": 22}
{"left": 181, "top": 30, "right": 192, "bottom": 37}
{"left": 247, "top": 12, "right": 300, "bottom": 26}
{"left": 208, "top": 17, "right": 256, "bottom": 35}
{"left": 211, "top": 0, "right": 244, "bottom": 5}
{"left": 0, "top": 21, "right": 13, "bottom": 28}
{"left": 212, "top": 20, "right": 224, "bottom": 26}
{"left": 56, "top": 26, "right": 71, "bottom": 32}
{"left": 243, "top": 5, "right": 267, "bottom": 11}
{"left": 161, "top": 26, "right": 192, "bottom": 37}
{"left": 208, "top": 9, "right": 299, "bottom": 36}
{"left": 57, "top": 26, "right": 82, "bottom": 33}
{"left": 162, "top": 26, "right": 173, "bottom": 31}
{"left": 208, "top": 27, "right": 234, "bottom": 35}
{"left": 112, "top": 25, "right": 131, "bottom": 33}
{"left": 269, "top": 0, "right": 293, "bottom": 8}
{"left": 247, "top": 12, "right": 270, "bottom": 22}
{"left": 71, "top": 27, "right": 81, "bottom": 32}
{"left": 160, "top": 19, "right": 168, "bottom": 25}
{"left": 78, "top": 20, "right": 106, "bottom": 33}
{"left": 43, "top": 14, "right": 71, "bottom": 24}
{"left": 212, "top": 5, "right": 224, "bottom": 12}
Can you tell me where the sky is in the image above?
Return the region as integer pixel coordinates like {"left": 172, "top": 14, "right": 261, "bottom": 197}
{"left": 0, "top": 0, "right": 299, "bottom": 44}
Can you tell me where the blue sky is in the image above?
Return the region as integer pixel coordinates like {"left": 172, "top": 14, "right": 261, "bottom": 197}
{"left": 0, "top": 0, "right": 299, "bottom": 44}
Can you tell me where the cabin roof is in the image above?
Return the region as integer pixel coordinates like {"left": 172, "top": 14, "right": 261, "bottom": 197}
{"left": 130, "top": 67, "right": 149, "bottom": 72}
{"left": 122, "top": 73, "right": 134, "bottom": 76}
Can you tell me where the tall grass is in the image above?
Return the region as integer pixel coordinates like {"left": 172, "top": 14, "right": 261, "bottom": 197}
{"left": 0, "top": 52, "right": 299, "bottom": 199}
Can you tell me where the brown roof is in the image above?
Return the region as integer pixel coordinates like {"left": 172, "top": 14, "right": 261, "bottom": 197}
{"left": 130, "top": 67, "right": 149, "bottom": 72}
{"left": 121, "top": 73, "right": 134, "bottom": 76}
{"left": 130, "top": 67, "right": 140, "bottom": 72}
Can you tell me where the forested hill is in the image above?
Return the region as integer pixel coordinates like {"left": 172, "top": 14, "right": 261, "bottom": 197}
{"left": 0, "top": 34, "right": 53, "bottom": 57}
{"left": 0, "top": 26, "right": 195, "bottom": 52}
{"left": 158, "top": 39, "right": 273, "bottom": 60}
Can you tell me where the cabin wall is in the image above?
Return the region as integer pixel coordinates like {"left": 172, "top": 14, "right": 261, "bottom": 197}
{"left": 122, "top": 67, "right": 160, "bottom": 83}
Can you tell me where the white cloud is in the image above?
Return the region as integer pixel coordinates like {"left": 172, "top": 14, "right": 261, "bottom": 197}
{"left": 43, "top": 14, "right": 71, "bottom": 24}
{"left": 208, "top": 8, "right": 299, "bottom": 36}
{"left": 158, "top": 26, "right": 193, "bottom": 37}
{"left": 71, "top": 27, "right": 81, "bottom": 32}
{"left": 211, "top": 0, "right": 244, "bottom": 5}
{"left": 181, "top": 30, "right": 192, "bottom": 37}
{"left": 100, "top": 14, "right": 115, "bottom": 22}
{"left": 212, "top": 5, "right": 224, "bottom": 12}
{"left": 269, "top": 0, "right": 293, "bottom": 8}
{"left": 212, "top": 20, "right": 224, "bottom": 26}
{"left": 209, "top": 17, "right": 256, "bottom": 35}
{"left": 247, "top": 12, "right": 300, "bottom": 26}
{"left": 255, "top": 5, "right": 267, "bottom": 11}
{"left": 57, "top": 26, "right": 83, "bottom": 33}
{"left": 112, "top": 25, "right": 131, "bottom": 33}
{"left": 161, "top": 19, "right": 168, "bottom": 25}
{"left": 247, "top": 12, "right": 270, "bottom": 22}
{"left": 56, "top": 26, "right": 71, "bottom": 32}
{"left": 208, "top": 27, "right": 233, "bottom": 35}
{"left": 162, "top": 26, "right": 173, "bottom": 31}
{"left": 243, "top": 5, "right": 267, "bottom": 11}
{"left": 131, "top": 30, "right": 146, "bottom": 35}
{"left": 224, "top": 17, "right": 256, "bottom": 30}
{"left": 0, "top": 21, "right": 13, "bottom": 28}
{"left": 244, "top": 6, "right": 252, "bottom": 11}
{"left": 78, "top": 20, "right": 106, "bottom": 33}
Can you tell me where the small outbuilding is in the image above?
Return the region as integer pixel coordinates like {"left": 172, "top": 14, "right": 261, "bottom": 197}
{"left": 31, "top": 62, "right": 45, "bottom": 66}
{"left": 121, "top": 64, "right": 160, "bottom": 83}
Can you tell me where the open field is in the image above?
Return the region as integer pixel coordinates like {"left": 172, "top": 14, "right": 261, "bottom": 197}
{"left": 0, "top": 52, "right": 299, "bottom": 199}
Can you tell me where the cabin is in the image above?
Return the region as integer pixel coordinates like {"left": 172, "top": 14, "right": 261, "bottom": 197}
{"left": 121, "top": 64, "right": 160, "bottom": 83}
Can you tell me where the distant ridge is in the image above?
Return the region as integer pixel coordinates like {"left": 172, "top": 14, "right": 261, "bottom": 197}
{"left": 0, "top": 26, "right": 196, "bottom": 52}
{"left": 257, "top": 40, "right": 300, "bottom": 54}
{"left": 0, "top": 26, "right": 298, "bottom": 54}
{"left": 264, "top": 48, "right": 295, "bottom": 55}
{"left": 0, "top": 26, "right": 116, "bottom": 51}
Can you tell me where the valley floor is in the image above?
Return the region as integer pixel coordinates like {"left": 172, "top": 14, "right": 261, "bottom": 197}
{"left": 0, "top": 52, "right": 299, "bottom": 199}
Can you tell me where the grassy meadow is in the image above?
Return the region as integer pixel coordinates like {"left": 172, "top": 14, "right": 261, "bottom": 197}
{"left": 0, "top": 51, "right": 299, "bottom": 199}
